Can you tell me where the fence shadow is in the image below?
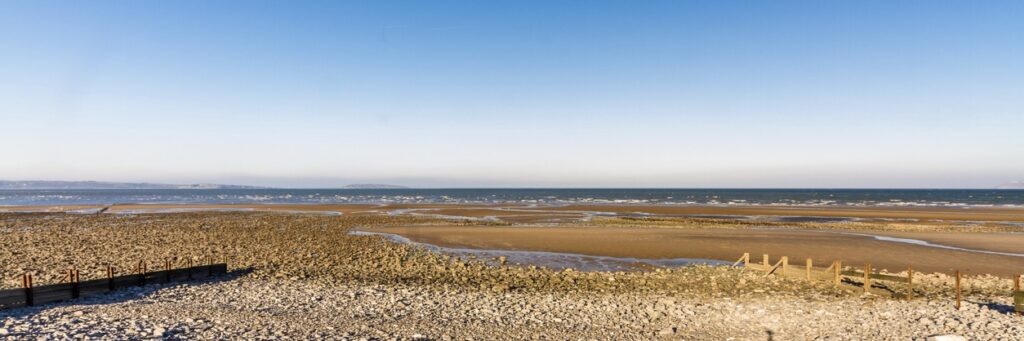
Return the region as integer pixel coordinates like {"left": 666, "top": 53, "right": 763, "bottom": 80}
{"left": 0, "top": 267, "right": 252, "bottom": 319}
{"left": 976, "top": 300, "right": 1017, "bottom": 314}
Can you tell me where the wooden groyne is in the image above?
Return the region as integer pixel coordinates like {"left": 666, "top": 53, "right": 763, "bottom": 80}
{"left": 0, "top": 260, "right": 228, "bottom": 310}
{"left": 734, "top": 252, "right": 1024, "bottom": 315}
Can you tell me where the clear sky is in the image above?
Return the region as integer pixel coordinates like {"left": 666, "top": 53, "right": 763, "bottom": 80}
{"left": 1, "top": 1, "right": 1022, "bottom": 188}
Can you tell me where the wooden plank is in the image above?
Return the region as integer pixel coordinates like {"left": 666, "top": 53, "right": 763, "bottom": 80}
{"left": 187, "top": 271, "right": 210, "bottom": 280}
{"left": 206, "top": 264, "right": 228, "bottom": 275}
{"left": 0, "top": 288, "right": 24, "bottom": 300}
{"left": 144, "top": 271, "right": 168, "bottom": 283}
{"left": 0, "top": 296, "right": 27, "bottom": 309}
{"left": 169, "top": 269, "right": 191, "bottom": 282}
{"left": 732, "top": 253, "right": 749, "bottom": 267}
{"left": 78, "top": 286, "right": 110, "bottom": 297}
{"left": 840, "top": 270, "right": 907, "bottom": 283}
{"left": 78, "top": 280, "right": 111, "bottom": 296}
{"left": 33, "top": 290, "right": 72, "bottom": 305}
{"left": 32, "top": 283, "right": 72, "bottom": 296}
{"left": 113, "top": 275, "right": 143, "bottom": 288}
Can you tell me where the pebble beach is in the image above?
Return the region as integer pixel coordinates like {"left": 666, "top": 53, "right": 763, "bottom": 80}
{"left": 1, "top": 211, "right": 1022, "bottom": 340}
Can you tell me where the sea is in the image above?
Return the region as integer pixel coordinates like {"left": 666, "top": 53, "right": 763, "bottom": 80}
{"left": 0, "top": 188, "right": 1022, "bottom": 207}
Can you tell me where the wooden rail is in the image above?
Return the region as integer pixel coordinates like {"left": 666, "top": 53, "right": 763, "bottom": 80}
{"left": 740, "top": 253, "right": 1024, "bottom": 313}
{"left": 743, "top": 254, "right": 916, "bottom": 298}
{"left": 0, "top": 263, "right": 227, "bottom": 311}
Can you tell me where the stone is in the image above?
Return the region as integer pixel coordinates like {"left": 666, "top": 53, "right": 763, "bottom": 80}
{"left": 926, "top": 335, "right": 967, "bottom": 341}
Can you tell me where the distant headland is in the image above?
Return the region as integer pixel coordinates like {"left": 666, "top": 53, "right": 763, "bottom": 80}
{"left": 340, "top": 184, "right": 409, "bottom": 189}
{"left": 0, "top": 180, "right": 267, "bottom": 190}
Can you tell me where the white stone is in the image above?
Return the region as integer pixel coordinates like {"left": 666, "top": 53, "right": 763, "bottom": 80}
{"left": 926, "top": 335, "right": 967, "bottom": 341}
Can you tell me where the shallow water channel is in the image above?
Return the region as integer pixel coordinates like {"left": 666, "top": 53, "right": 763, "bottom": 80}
{"left": 349, "top": 229, "right": 732, "bottom": 272}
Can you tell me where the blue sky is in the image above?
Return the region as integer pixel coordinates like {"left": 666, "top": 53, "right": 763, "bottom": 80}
{"left": 1, "top": 1, "right": 1022, "bottom": 188}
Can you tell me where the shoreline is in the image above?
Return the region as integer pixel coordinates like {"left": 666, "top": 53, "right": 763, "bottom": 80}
{"left": 3, "top": 202, "right": 1024, "bottom": 223}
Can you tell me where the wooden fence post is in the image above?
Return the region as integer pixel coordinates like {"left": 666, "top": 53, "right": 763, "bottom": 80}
{"left": 1016, "top": 274, "right": 1022, "bottom": 316}
{"left": 165, "top": 258, "right": 172, "bottom": 283}
{"left": 763, "top": 254, "right": 769, "bottom": 273}
{"left": 107, "top": 265, "right": 115, "bottom": 291}
{"left": 22, "top": 273, "right": 33, "bottom": 306}
{"left": 834, "top": 261, "right": 842, "bottom": 287}
{"left": 71, "top": 269, "right": 80, "bottom": 299}
{"left": 863, "top": 263, "right": 871, "bottom": 293}
{"left": 806, "top": 258, "right": 812, "bottom": 280}
{"left": 140, "top": 261, "right": 147, "bottom": 286}
{"left": 732, "top": 253, "right": 749, "bottom": 267}
{"left": 955, "top": 270, "right": 961, "bottom": 310}
{"left": 907, "top": 266, "right": 913, "bottom": 301}
{"left": 780, "top": 257, "right": 788, "bottom": 276}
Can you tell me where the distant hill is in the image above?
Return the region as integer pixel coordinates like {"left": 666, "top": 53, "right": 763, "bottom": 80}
{"left": 996, "top": 181, "right": 1024, "bottom": 189}
{"left": 0, "top": 180, "right": 267, "bottom": 190}
{"left": 342, "top": 184, "right": 409, "bottom": 189}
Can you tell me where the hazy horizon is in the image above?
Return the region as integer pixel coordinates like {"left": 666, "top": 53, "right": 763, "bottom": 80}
{"left": 2, "top": 178, "right": 1022, "bottom": 190}
{"left": 2, "top": 1, "right": 1022, "bottom": 188}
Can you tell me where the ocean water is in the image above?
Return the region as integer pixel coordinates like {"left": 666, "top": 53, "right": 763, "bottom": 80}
{"left": 0, "top": 188, "right": 1022, "bottom": 207}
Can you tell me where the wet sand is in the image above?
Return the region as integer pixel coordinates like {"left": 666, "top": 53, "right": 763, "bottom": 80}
{"left": 7, "top": 203, "right": 1024, "bottom": 223}
{"left": 527, "top": 204, "right": 1024, "bottom": 223}
{"left": 365, "top": 225, "right": 1024, "bottom": 277}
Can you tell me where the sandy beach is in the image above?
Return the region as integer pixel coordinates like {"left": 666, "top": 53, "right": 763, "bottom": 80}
{"left": 1, "top": 206, "right": 1023, "bottom": 339}
{"left": 530, "top": 204, "right": 1024, "bottom": 223}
